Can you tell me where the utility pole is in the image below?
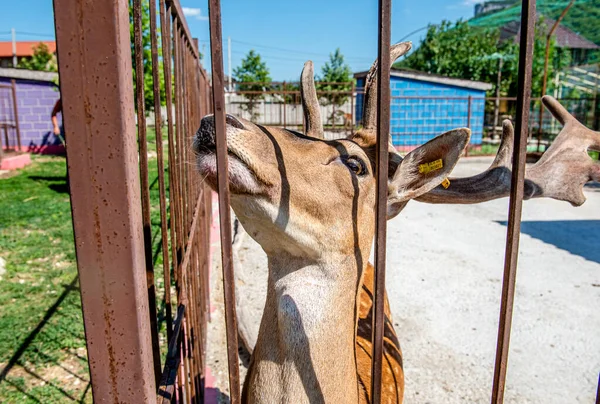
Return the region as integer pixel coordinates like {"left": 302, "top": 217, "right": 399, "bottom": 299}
{"left": 11, "top": 28, "right": 17, "bottom": 67}
{"left": 537, "top": 0, "right": 575, "bottom": 151}
{"left": 228, "top": 36, "right": 232, "bottom": 91}
{"left": 493, "top": 56, "right": 503, "bottom": 140}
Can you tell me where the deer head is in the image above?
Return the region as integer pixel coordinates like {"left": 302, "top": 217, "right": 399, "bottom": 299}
{"left": 194, "top": 42, "right": 469, "bottom": 403}
{"left": 195, "top": 43, "right": 470, "bottom": 261}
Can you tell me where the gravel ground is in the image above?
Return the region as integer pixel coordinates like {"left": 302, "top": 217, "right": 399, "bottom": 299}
{"left": 206, "top": 156, "right": 600, "bottom": 403}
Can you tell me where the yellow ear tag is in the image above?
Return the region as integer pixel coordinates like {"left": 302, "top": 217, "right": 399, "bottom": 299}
{"left": 418, "top": 159, "right": 443, "bottom": 174}
{"left": 441, "top": 178, "right": 451, "bottom": 189}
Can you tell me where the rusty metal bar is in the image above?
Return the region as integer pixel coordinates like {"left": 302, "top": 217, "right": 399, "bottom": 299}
{"left": 158, "top": 304, "right": 185, "bottom": 403}
{"left": 160, "top": 0, "right": 180, "bottom": 319}
{"left": 371, "top": 0, "right": 392, "bottom": 402}
{"left": 52, "top": 0, "right": 157, "bottom": 401}
{"left": 133, "top": 0, "right": 163, "bottom": 384}
{"left": 283, "top": 81, "right": 287, "bottom": 129}
{"left": 173, "top": 19, "right": 185, "bottom": 294}
{"left": 350, "top": 81, "right": 355, "bottom": 136}
{"left": 149, "top": 0, "right": 174, "bottom": 345}
{"left": 172, "top": 24, "right": 194, "bottom": 402}
{"left": 466, "top": 95, "right": 472, "bottom": 157}
{"left": 208, "top": 0, "right": 241, "bottom": 402}
{"left": 490, "top": 1, "right": 536, "bottom": 403}
{"left": 10, "top": 79, "right": 21, "bottom": 152}
{"left": 180, "top": 191, "right": 205, "bottom": 402}
{"left": 166, "top": 0, "right": 199, "bottom": 59}
{"left": 467, "top": 95, "right": 472, "bottom": 129}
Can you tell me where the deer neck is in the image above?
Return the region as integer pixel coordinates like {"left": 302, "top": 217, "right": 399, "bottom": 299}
{"left": 246, "top": 252, "right": 362, "bottom": 404}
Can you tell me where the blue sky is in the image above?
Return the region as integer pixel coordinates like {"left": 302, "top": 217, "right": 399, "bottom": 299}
{"left": 0, "top": 0, "right": 478, "bottom": 81}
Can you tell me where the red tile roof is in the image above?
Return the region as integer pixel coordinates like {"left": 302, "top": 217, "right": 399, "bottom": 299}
{"left": 501, "top": 16, "right": 599, "bottom": 50}
{"left": 0, "top": 41, "right": 57, "bottom": 58}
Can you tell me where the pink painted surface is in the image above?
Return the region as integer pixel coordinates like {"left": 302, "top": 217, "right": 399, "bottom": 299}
{"left": 204, "top": 366, "right": 219, "bottom": 404}
{"left": 209, "top": 191, "right": 219, "bottom": 315}
{"left": 0, "top": 153, "right": 31, "bottom": 170}
{"left": 4, "top": 145, "right": 66, "bottom": 155}
{"left": 204, "top": 191, "right": 221, "bottom": 404}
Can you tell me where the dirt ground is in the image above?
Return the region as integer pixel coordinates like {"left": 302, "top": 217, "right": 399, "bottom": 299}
{"left": 206, "top": 156, "right": 600, "bottom": 403}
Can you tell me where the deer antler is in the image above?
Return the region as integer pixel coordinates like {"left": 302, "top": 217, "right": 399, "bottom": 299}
{"left": 300, "top": 61, "right": 324, "bottom": 139}
{"left": 362, "top": 42, "right": 412, "bottom": 131}
{"left": 417, "top": 96, "right": 600, "bottom": 206}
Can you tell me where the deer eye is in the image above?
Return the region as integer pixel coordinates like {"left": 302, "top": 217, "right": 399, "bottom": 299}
{"left": 344, "top": 156, "right": 367, "bottom": 176}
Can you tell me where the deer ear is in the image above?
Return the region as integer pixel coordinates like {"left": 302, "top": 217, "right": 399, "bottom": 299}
{"left": 387, "top": 128, "right": 470, "bottom": 219}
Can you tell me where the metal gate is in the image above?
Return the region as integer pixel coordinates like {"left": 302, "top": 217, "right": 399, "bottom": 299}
{"left": 0, "top": 80, "right": 22, "bottom": 163}
{"left": 53, "top": 0, "right": 599, "bottom": 403}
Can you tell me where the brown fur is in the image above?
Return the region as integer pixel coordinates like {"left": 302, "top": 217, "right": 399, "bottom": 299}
{"left": 194, "top": 117, "right": 468, "bottom": 403}
{"left": 356, "top": 263, "right": 404, "bottom": 404}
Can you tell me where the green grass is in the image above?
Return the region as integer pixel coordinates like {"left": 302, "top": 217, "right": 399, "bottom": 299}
{"left": 0, "top": 157, "right": 90, "bottom": 403}
{"left": 467, "top": 144, "right": 501, "bottom": 156}
{"left": 0, "top": 145, "right": 172, "bottom": 402}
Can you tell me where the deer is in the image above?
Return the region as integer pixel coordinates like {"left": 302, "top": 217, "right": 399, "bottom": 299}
{"left": 193, "top": 42, "right": 600, "bottom": 404}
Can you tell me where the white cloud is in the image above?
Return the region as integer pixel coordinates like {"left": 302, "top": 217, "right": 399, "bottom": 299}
{"left": 182, "top": 7, "right": 209, "bottom": 21}
{"left": 462, "top": 0, "right": 480, "bottom": 5}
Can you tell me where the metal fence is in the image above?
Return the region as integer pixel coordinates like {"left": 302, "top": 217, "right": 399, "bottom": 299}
{"left": 0, "top": 80, "right": 22, "bottom": 163}
{"left": 225, "top": 88, "right": 598, "bottom": 150}
{"left": 54, "top": 0, "right": 212, "bottom": 402}
{"left": 52, "top": 0, "right": 599, "bottom": 404}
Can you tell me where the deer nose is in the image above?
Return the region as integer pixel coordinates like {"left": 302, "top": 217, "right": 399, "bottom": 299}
{"left": 196, "top": 114, "right": 217, "bottom": 147}
{"left": 195, "top": 114, "right": 245, "bottom": 147}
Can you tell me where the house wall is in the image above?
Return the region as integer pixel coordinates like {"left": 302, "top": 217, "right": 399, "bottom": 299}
{"left": 356, "top": 76, "right": 486, "bottom": 148}
{"left": 0, "top": 77, "right": 63, "bottom": 154}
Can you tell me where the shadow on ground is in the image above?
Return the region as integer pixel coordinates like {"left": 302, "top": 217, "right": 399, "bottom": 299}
{"left": 27, "top": 175, "right": 69, "bottom": 194}
{"left": 0, "top": 276, "right": 91, "bottom": 403}
{"left": 496, "top": 220, "right": 600, "bottom": 264}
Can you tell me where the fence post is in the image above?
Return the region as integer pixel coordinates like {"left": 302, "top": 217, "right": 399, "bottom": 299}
{"left": 53, "top": 0, "right": 157, "bottom": 401}
{"left": 466, "top": 95, "right": 472, "bottom": 157}
{"left": 10, "top": 79, "right": 21, "bottom": 152}
{"left": 350, "top": 81, "right": 355, "bottom": 136}
{"left": 283, "top": 81, "right": 287, "bottom": 129}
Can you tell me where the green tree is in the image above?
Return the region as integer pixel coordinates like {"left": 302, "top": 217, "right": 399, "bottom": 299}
{"left": 397, "top": 19, "right": 570, "bottom": 97}
{"left": 318, "top": 48, "right": 353, "bottom": 106}
{"left": 128, "top": 1, "right": 166, "bottom": 113}
{"left": 233, "top": 50, "right": 271, "bottom": 119}
{"left": 18, "top": 43, "right": 57, "bottom": 72}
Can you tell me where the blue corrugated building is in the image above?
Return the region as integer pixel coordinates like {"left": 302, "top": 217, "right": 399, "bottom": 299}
{"left": 355, "top": 69, "right": 492, "bottom": 149}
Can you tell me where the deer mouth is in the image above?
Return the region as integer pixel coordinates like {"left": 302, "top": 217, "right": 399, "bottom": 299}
{"left": 194, "top": 143, "right": 263, "bottom": 195}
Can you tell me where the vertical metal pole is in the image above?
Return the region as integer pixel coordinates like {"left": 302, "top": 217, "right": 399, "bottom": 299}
{"left": 149, "top": 0, "right": 173, "bottom": 345}
{"left": 595, "top": 373, "right": 600, "bottom": 404}
{"left": 490, "top": 1, "right": 536, "bottom": 403}
{"left": 52, "top": 0, "right": 157, "bottom": 401}
{"left": 371, "top": 0, "right": 391, "bottom": 402}
{"left": 538, "top": 0, "right": 575, "bottom": 151}
{"left": 11, "top": 28, "right": 17, "bottom": 67}
{"left": 332, "top": 97, "right": 336, "bottom": 132}
{"left": 133, "top": 0, "right": 162, "bottom": 385}
{"left": 494, "top": 57, "right": 503, "bottom": 140}
{"left": 350, "top": 81, "right": 355, "bottom": 136}
{"left": 466, "top": 95, "right": 472, "bottom": 157}
{"left": 283, "top": 81, "right": 287, "bottom": 129}
{"left": 208, "top": 1, "right": 241, "bottom": 402}
{"left": 0, "top": 125, "right": 3, "bottom": 163}
{"left": 228, "top": 36, "right": 232, "bottom": 91}
{"left": 10, "top": 79, "right": 21, "bottom": 152}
